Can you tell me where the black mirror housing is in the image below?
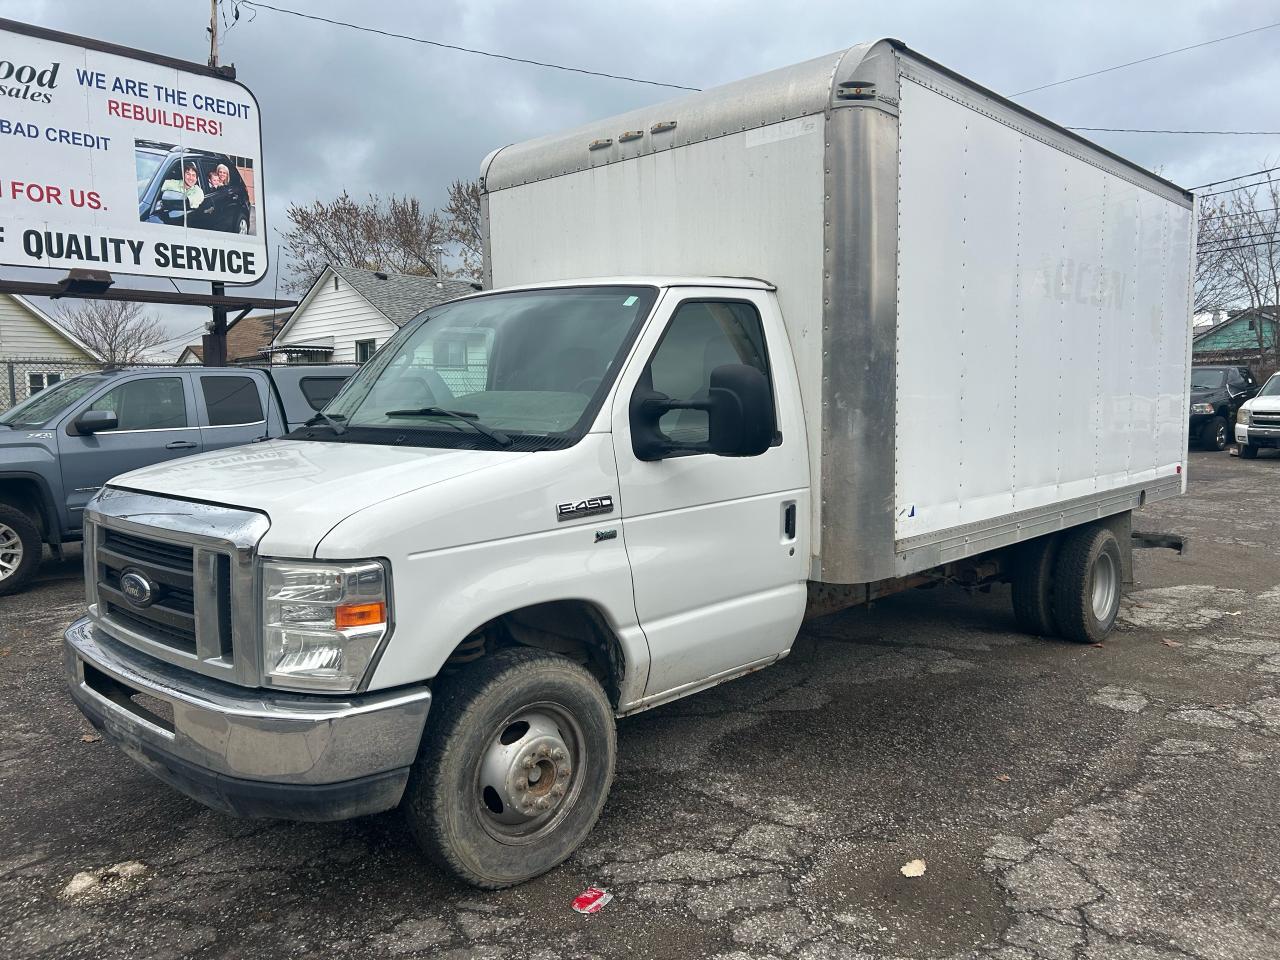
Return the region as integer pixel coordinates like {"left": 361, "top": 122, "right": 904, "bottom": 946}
{"left": 629, "top": 363, "right": 774, "bottom": 461}
{"left": 707, "top": 364, "right": 774, "bottom": 457}
{"left": 73, "top": 410, "right": 118, "bottom": 434}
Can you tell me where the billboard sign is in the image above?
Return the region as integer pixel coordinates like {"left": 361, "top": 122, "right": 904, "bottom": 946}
{"left": 0, "top": 20, "right": 267, "bottom": 285}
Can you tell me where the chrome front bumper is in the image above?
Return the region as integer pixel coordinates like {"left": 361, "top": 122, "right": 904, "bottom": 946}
{"left": 64, "top": 618, "right": 431, "bottom": 821}
{"left": 1237, "top": 424, "right": 1280, "bottom": 445}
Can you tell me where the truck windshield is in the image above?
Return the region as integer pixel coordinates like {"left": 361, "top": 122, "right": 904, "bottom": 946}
{"left": 0, "top": 375, "right": 102, "bottom": 427}
{"left": 1190, "top": 369, "right": 1226, "bottom": 390}
{"left": 318, "top": 286, "right": 657, "bottom": 450}
{"left": 1258, "top": 375, "right": 1280, "bottom": 398}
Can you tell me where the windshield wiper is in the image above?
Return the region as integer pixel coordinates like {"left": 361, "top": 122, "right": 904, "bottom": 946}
{"left": 382, "top": 407, "right": 512, "bottom": 446}
{"left": 302, "top": 411, "right": 348, "bottom": 436}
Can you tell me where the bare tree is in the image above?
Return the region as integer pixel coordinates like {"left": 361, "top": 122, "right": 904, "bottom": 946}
{"left": 1195, "top": 197, "right": 1244, "bottom": 315}
{"left": 282, "top": 191, "right": 447, "bottom": 293}
{"left": 55, "top": 300, "right": 167, "bottom": 365}
{"left": 445, "top": 178, "right": 484, "bottom": 279}
{"left": 1207, "top": 181, "right": 1280, "bottom": 371}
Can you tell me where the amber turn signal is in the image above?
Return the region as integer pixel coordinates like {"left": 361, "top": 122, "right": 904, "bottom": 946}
{"left": 335, "top": 601, "right": 387, "bottom": 629}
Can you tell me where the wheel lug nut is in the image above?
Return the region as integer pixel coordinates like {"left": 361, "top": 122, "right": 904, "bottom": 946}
{"left": 537, "top": 798, "right": 550, "bottom": 810}
{"left": 522, "top": 757, "right": 535, "bottom": 769}
{"left": 551, "top": 748, "right": 565, "bottom": 761}
{"left": 515, "top": 778, "right": 527, "bottom": 791}
{"left": 558, "top": 768, "right": 570, "bottom": 779}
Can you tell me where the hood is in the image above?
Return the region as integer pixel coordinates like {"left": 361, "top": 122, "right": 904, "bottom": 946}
{"left": 1189, "top": 386, "right": 1224, "bottom": 404}
{"left": 109, "top": 439, "right": 530, "bottom": 556}
{"left": 1245, "top": 394, "right": 1280, "bottom": 414}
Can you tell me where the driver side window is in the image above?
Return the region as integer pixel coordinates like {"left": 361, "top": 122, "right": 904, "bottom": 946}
{"left": 643, "top": 300, "right": 773, "bottom": 446}
{"left": 88, "top": 378, "right": 188, "bottom": 432}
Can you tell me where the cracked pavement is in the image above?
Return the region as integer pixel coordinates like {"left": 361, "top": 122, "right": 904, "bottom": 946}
{"left": 3, "top": 449, "right": 1280, "bottom": 958}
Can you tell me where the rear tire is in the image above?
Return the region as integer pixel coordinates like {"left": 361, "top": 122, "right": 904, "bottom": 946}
{"left": 404, "top": 647, "right": 616, "bottom": 889}
{"left": 1200, "top": 416, "right": 1228, "bottom": 451}
{"left": 1052, "top": 525, "right": 1123, "bottom": 644}
{"left": 0, "top": 504, "right": 41, "bottom": 597}
{"left": 1011, "top": 535, "right": 1059, "bottom": 637}
{"left": 1240, "top": 442, "right": 1259, "bottom": 460}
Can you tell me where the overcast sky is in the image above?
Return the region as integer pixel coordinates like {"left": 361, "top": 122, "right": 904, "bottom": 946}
{"left": 9, "top": 0, "right": 1280, "bottom": 351}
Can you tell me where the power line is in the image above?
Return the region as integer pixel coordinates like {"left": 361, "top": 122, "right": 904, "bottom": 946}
{"left": 1200, "top": 206, "right": 1280, "bottom": 221}
{"left": 1009, "top": 20, "right": 1280, "bottom": 97}
{"left": 235, "top": 1, "right": 701, "bottom": 92}
{"left": 1199, "top": 229, "right": 1280, "bottom": 246}
{"left": 1191, "top": 167, "right": 1280, "bottom": 191}
{"left": 1199, "top": 178, "right": 1280, "bottom": 200}
{"left": 1198, "top": 238, "right": 1280, "bottom": 255}
{"left": 1067, "top": 127, "right": 1280, "bottom": 136}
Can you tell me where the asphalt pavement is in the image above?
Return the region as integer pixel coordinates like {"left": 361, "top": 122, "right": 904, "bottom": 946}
{"left": 3, "top": 449, "right": 1279, "bottom": 959}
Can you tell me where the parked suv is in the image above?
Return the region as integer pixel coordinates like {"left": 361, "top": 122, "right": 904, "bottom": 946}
{"left": 1188, "top": 364, "right": 1258, "bottom": 451}
{"left": 1235, "top": 372, "right": 1280, "bottom": 459}
{"left": 0, "top": 365, "right": 353, "bottom": 595}
{"left": 136, "top": 143, "right": 254, "bottom": 234}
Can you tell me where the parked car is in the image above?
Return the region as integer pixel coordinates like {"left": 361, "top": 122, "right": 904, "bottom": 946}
{"left": 1188, "top": 364, "right": 1258, "bottom": 451}
{"left": 63, "top": 40, "right": 1194, "bottom": 889}
{"left": 1234, "top": 371, "right": 1280, "bottom": 458}
{"left": 136, "top": 143, "right": 254, "bottom": 235}
{"left": 0, "top": 364, "right": 353, "bottom": 595}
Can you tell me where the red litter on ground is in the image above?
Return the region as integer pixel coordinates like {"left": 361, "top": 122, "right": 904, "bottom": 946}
{"left": 572, "top": 886, "right": 613, "bottom": 914}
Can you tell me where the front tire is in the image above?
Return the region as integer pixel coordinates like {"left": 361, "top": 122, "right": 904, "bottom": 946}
{"left": 1052, "top": 525, "right": 1123, "bottom": 644}
{"left": 1200, "top": 416, "right": 1229, "bottom": 451}
{"left": 404, "top": 647, "right": 616, "bottom": 888}
{"left": 1240, "top": 442, "right": 1259, "bottom": 460}
{"left": 0, "top": 504, "right": 41, "bottom": 597}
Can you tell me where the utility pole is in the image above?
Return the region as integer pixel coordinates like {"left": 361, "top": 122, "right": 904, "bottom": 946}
{"left": 204, "top": 0, "right": 229, "bottom": 366}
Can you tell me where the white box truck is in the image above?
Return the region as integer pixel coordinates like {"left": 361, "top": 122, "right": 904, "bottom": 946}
{"left": 63, "top": 39, "right": 1194, "bottom": 888}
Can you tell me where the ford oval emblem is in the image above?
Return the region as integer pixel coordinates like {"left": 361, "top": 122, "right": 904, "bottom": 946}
{"left": 119, "top": 569, "right": 156, "bottom": 608}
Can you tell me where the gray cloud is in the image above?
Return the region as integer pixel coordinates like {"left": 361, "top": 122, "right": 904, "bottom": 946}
{"left": 8, "top": 0, "right": 1279, "bottom": 344}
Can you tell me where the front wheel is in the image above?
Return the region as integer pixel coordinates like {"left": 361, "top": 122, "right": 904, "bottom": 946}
{"left": 1052, "top": 525, "right": 1123, "bottom": 644}
{"left": 1200, "top": 416, "right": 1229, "bottom": 451}
{"left": 0, "top": 504, "right": 41, "bottom": 597}
{"left": 404, "top": 647, "right": 616, "bottom": 888}
{"left": 1240, "top": 442, "right": 1259, "bottom": 460}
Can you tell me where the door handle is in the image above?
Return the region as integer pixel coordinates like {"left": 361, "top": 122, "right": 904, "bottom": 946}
{"left": 165, "top": 440, "right": 198, "bottom": 450}
{"left": 782, "top": 501, "right": 797, "bottom": 541}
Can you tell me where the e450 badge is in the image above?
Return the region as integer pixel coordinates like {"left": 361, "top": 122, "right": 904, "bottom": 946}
{"left": 557, "top": 495, "right": 614, "bottom": 522}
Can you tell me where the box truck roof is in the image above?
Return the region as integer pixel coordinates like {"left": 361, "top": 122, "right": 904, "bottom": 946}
{"left": 481, "top": 38, "right": 1192, "bottom": 205}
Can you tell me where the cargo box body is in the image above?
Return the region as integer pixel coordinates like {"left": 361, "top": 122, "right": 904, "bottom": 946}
{"left": 481, "top": 39, "right": 1195, "bottom": 585}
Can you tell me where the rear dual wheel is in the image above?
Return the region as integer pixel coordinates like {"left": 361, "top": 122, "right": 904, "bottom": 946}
{"left": 1010, "top": 525, "right": 1123, "bottom": 644}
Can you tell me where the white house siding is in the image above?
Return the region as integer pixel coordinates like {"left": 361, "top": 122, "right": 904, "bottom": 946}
{"left": 0, "top": 296, "right": 95, "bottom": 360}
{"left": 0, "top": 295, "right": 98, "bottom": 410}
{"left": 276, "top": 272, "right": 399, "bottom": 362}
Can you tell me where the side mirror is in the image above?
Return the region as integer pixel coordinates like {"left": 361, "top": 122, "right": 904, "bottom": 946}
{"left": 629, "top": 363, "right": 774, "bottom": 461}
{"left": 706, "top": 364, "right": 774, "bottom": 457}
{"left": 73, "top": 410, "right": 118, "bottom": 434}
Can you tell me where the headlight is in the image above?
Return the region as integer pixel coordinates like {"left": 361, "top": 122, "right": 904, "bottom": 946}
{"left": 1190, "top": 402, "right": 1214, "bottom": 415}
{"left": 261, "top": 560, "right": 390, "bottom": 692}
{"left": 1238, "top": 408, "right": 1252, "bottom": 425}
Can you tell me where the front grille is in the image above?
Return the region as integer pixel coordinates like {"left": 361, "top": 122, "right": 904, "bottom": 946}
{"left": 1252, "top": 411, "right": 1280, "bottom": 427}
{"left": 85, "top": 489, "right": 267, "bottom": 687}
{"left": 95, "top": 526, "right": 229, "bottom": 663}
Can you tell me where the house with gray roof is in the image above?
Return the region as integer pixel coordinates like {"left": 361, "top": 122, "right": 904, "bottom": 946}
{"left": 269, "top": 264, "right": 481, "bottom": 363}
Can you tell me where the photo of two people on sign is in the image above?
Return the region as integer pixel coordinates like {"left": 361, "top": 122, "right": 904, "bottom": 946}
{"left": 134, "top": 138, "right": 257, "bottom": 235}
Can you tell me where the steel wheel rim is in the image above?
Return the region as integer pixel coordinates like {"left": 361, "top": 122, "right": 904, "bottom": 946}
{"left": 0, "top": 522, "right": 23, "bottom": 580}
{"left": 1091, "top": 551, "right": 1117, "bottom": 621}
{"left": 1216, "top": 422, "right": 1227, "bottom": 446}
{"left": 474, "top": 701, "right": 586, "bottom": 845}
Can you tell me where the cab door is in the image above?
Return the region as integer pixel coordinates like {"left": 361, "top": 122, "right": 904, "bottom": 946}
{"left": 195, "top": 371, "right": 270, "bottom": 451}
{"left": 610, "top": 289, "right": 810, "bottom": 701}
{"left": 57, "top": 373, "right": 202, "bottom": 526}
